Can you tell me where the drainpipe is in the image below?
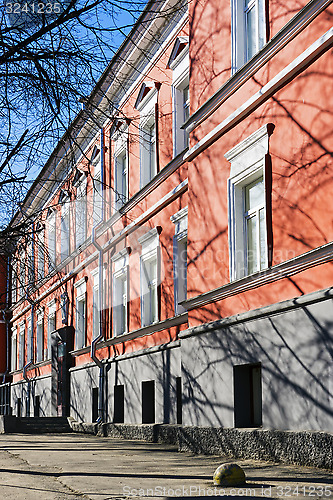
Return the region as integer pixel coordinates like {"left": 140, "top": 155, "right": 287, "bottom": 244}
{"left": 91, "top": 226, "right": 104, "bottom": 422}
{"left": 90, "top": 127, "right": 105, "bottom": 423}
{"left": 2, "top": 256, "right": 11, "bottom": 384}
{"left": 22, "top": 229, "right": 35, "bottom": 417}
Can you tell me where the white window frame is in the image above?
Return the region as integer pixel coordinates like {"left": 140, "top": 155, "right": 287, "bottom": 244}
{"left": 231, "top": 0, "right": 266, "bottom": 74}
{"left": 112, "top": 249, "right": 129, "bottom": 336}
{"left": 137, "top": 87, "right": 158, "bottom": 188}
{"left": 74, "top": 277, "right": 87, "bottom": 349}
{"left": 36, "top": 309, "right": 44, "bottom": 363}
{"left": 47, "top": 299, "right": 56, "bottom": 360}
{"left": 171, "top": 207, "right": 188, "bottom": 314}
{"left": 75, "top": 176, "right": 87, "bottom": 248}
{"left": 47, "top": 210, "right": 56, "bottom": 271}
{"left": 139, "top": 228, "right": 160, "bottom": 327}
{"left": 60, "top": 195, "right": 70, "bottom": 261}
{"left": 113, "top": 125, "right": 129, "bottom": 211}
{"left": 170, "top": 43, "right": 190, "bottom": 156}
{"left": 225, "top": 124, "right": 271, "bottom": 281}
{"left": 18, "top": 322, "right": 25, "bottom": 370}
{"left": 19, "top": 248, "right": 25, "bottom": 299}
{"left": 11, "top": 327, "right": 17, "bottom": 372}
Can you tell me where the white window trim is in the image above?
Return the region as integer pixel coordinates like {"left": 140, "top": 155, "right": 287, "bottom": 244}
{"left": 139, "top": 229, "right": 160, "bottom": 327}
{"left": 231, "top": 0, "right": 266, "bottom": 74}
{"left": 138, "top": 88, "right": 158, "bottom": 188}
{"left": 113, "top": 125, "right": 129, "bottom": 211}
{"left": 170, "top": 43, "right": 190, "bottom": 157}
{"left": 60, "top": 195, "right": 70, "bottom": 261}
{"left": 171, "top": 207, "right": 188, "bottom": 314}
{"left": 18, "top": 321, "right": 25, "bottom": 370}
{"left": 74, "top": 277, "right": 87, "bottom": 349}
{"left": 112, "top": 249, "right": 129, "bottom": 336}
{"left": 75, "top": 176, "right": 87, "bottom": 248}
{"left": 47, "top": 209, "right": 57, "bottom": 270}
{"left": 47, "top": 299, "right": 56, "bottom": 360}
{"left": 225, "top": 124, "right": 271, "bottom": 281}
{"left": 36, "top": 309, "right": 44, "bottom": 363}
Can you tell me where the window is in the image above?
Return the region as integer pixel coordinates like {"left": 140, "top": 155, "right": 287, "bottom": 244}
{"left": 168, "top": 37, "right": 190, "bottom": 156}
{"left": 36, "top": 310, "right": 44, "bottom": 363}
{"left": 234, "top": 363, "right": 262, "bottom": 427}
{"left": 142, "top": 380, "right": 155, "bottom": 424}
{"left": 47, "top": 210, "right": 56, "bottom": 270}
{"left": 92, "top": 152, "right": 103, "bottom": 225}
{"left": 91, "top": 268, "right": 100, "bottom": 340}
{"left": 139, "top": 228, "right": 160, "bottom": 327}
{"left": 19, "top": 248, "right": 25, "bottom": 299}
{"left": 27, "top": 318, "right": 32, "bottom": 363}
{"left": 18, "top": 323, "right": 25, "bottom": 369}
{"left": 113, "top": 125, "right": 129, "bottom": 211}
{"left": 74, "top": 278, "right": 86, "bottom": 349}
{"left": 112, "top": 249, "right": 129, "bottom": 336}
{"left": 171, "top": 207, "right": 188, "bottom": 314}
{"left": 36, "top": 226, "right": 45, "bottom": 280}
{"left": 11, "top": 327, "right": 17, "bottom": 372}
{"left": 27, "top": 243, "right": 34, "bottom": 287}
{"left": 141, "top": 119, "right": 156, "bottom": 186}
{"left": 60, "top": 194, "right": 70, "bottom": 261}
{"left": 244, "top": 177, "right": 266, "bottom": 274}
{"left": 135, "top": 83, "right": 158, "bottom": 187}
{"left": 47, "top": 299, "right": 56, "bottom": 359}
{"left": 75, "top": 175, "right": 87, "bottom": 248}
{"left": 225, "top": 124, "right": 273, "bottom": 280}
{"left": 231, "top": 0, "right": 266, "bottom": 73}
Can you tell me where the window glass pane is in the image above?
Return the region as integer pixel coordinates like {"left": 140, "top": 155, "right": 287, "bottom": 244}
{"left": 76, "top": 299, "right": 85, "bottom": 349}
{"left": 142, "top": 256, "right": 157, "bottom": 326}
{"left": 259, "top": 208, "right": 266, "bottom": 269}
{"left": 247, "top": 215, "right": 257, "bottom": 274}
{"left": 149, "top": 123, "right": 156, "bottom": 178}
{"left": 245, "top": 0, "right": 257, "bottom": 60}
{"left": 245, "top": 177, "right": 264, "bottom": 211}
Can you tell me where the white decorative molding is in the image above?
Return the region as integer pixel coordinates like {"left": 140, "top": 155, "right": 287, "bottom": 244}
{"left": 106, "top": 178, "right": 188, "bottom": 250}
{"left": 180, "top": 286, "right": 333, "bottom": 340}
{"left": 184, "top": 27, "right": 333, "bottom": 163}
{"left": 74, "top": 276, "right": 87, "bottom": 299}
{"left": 184, "top": 0, "right": 332, "bottom": 134}
{"left": 182, "top": 241, "right": 333, "bottom": 311}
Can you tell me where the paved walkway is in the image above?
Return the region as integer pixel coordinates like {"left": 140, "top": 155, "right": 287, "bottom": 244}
{"left": 0, "top": 433, "right": 332, "bottom": 499}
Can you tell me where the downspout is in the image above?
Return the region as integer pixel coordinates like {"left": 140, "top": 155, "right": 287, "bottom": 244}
{"left": 23, "top": 229, "right": 35, "bottom": 417}
{"left": 23, "top": 302, "right": 34, "bottom": 417}
{"left": 1, "top": 256, "right": 11, "bottom": 384}
{"left": 91, "top": 226, "right": 104, "bottom": 422}
{"left": 90, "top": 127, "right": 105, "bottom": 422}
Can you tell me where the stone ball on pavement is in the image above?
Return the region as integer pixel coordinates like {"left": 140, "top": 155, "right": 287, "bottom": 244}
{"left": 213, "top": 463, "right": 246, "bottom": 486}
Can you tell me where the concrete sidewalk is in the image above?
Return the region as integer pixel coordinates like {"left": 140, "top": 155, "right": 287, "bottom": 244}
{"left": 0, "top": 433, "right": 332, "bottom": 499}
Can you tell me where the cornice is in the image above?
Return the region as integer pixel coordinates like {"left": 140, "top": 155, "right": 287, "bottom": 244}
{"left": 180, "top": 286, "right": 333, "bottom": 340}
{"left": 182, "top": 242, "right": 333, "bottom": 311}
{"left": 184, "top": 0, "right": 332, "bottom": 134}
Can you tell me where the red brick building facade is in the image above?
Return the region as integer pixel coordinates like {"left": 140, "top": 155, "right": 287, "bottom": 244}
{"left": 2, "top": 0, "right": 332, "bottom": 453}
